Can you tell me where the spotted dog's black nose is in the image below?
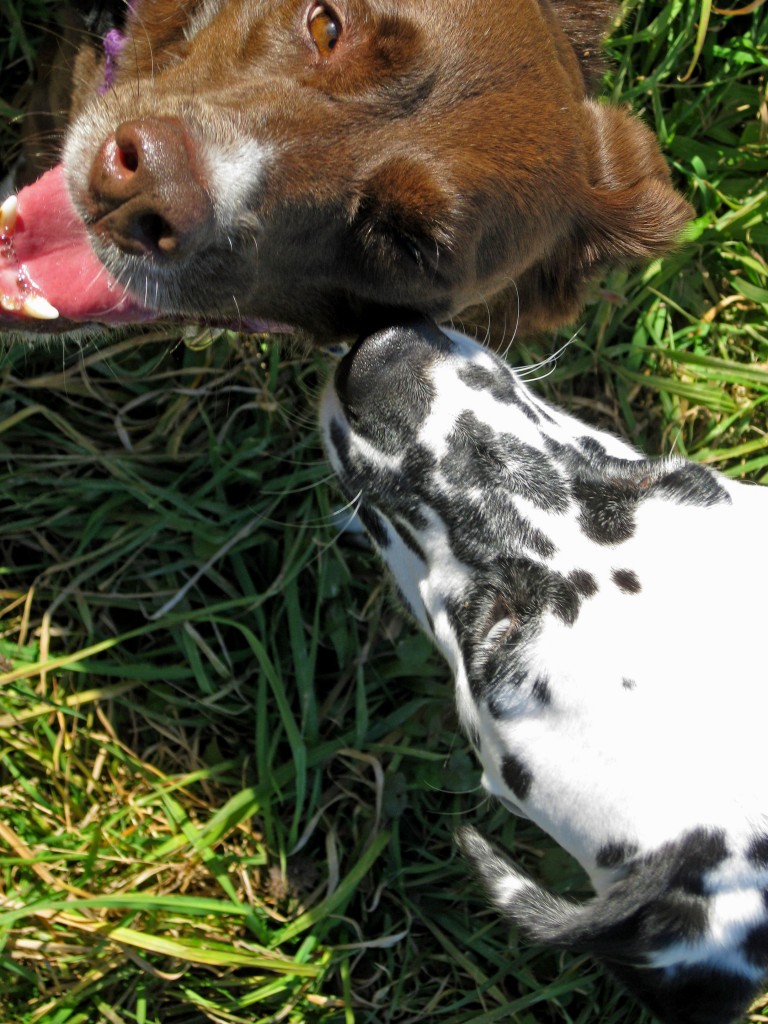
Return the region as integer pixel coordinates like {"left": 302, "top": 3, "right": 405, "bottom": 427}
{"left": 334, "top": 320, "right": 454, "bottom": 448}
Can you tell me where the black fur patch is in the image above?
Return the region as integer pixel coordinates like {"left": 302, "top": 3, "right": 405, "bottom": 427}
{"left": 357, "top": 505, "right": 391, "bottom": 549}
{"left": 463, "top": 558, "right": 593, "bottom": 698}
{"left": 743, "top": 922, "right": 768, "bottom": 969}
{"left": 654, "top": 464, "right": 731, "bottom": 508}
{"left": 425, "top": 608, "right": 435, "bottom": 635}
{"left": 531, "top": 676, "right": 552, "bottom": 706}
{"left": 491, "top": 560, "right": 585, "bottom": 629}
{"left": 429, "top": 487, "right": 556, "bottom": 570}
{"left": 501, "top": 754, "right": 533, "bottom": 801}
{"left": 330, "top": 419, "right": 436, "bottom": 536}
{"left": 395, "top": 519, "right": 428, "bottom": 561}
{"left": 572, "top": 475, "right": 639, "bottom": 544}
{"left": 568, "top": 568, "right": 598, "bottom": 597}
{"left": 612, "top": 568, "right": 641, "bottom": 594}
{"left": 748, "top": 835, "right": 768, "bottom": 868}
{"left": 444, "top": 411, "right": 569, "bottom": 513}
{"left": 648, "top": 893, "right": 710, "bottom": 945}
{"left": 542, "top": 439, "right": 730, "bottom": 548}
{"left": 458, "top": 363, "right": 541, "bottom": 424}
{"left": 578, "top": 436, "right": 608, "bottom": 460}
{"left": 596, "top": 841, "right": 638, "bottom": 870}
{"left": 664, "top": 828, "right": 729, "bottom": 897}
{"left": 608, "top": 962, "right": 755, "bottom": 1024}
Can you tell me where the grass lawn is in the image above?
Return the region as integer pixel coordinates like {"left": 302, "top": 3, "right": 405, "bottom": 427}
{"left": 1, "top": 1, "right": 767, "bottom": 1022}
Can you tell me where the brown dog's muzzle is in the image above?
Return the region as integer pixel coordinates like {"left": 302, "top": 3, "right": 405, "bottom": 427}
{"left": 87, "top": 118, "right": 215, "bottom": 260}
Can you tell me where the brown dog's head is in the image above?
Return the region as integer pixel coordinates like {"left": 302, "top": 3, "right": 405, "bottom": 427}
{"left": 0, "top": 0, "right": 692, "bottom": 340}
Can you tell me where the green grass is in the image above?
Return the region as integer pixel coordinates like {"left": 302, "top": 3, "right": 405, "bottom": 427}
{"left": 1, "top": 2, "right": 768, "bottom": 1022}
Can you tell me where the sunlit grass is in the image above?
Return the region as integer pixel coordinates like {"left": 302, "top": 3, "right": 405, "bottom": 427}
{"left": 1, "top": 2, "right": 767, "bottom": 1022}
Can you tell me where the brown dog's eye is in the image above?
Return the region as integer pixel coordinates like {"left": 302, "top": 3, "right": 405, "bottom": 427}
{"left": 308, "top": 4, "right": 341, "bottom": 56}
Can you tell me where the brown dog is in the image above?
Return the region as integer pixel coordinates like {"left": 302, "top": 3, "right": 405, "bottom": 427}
{"left": 0, "top": 0, "right": 692, "bottom": 340}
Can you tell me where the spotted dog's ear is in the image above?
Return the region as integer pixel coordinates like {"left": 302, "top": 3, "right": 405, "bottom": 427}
{"left": 479, "top": 100, "right": 694, "bottom": 339}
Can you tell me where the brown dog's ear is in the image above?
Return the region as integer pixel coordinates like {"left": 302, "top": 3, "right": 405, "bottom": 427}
{"left": 473, "top": 100, "right": 694, "bottom": 340}
{"left": 578, "top": 100, "right": 694, "bottom": 266}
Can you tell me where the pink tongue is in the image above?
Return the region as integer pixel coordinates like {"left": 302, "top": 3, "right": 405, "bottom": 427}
{"left": 2, "top": 165, "right": 295, "bottom": 334}
{"left": 1, "top": 165, "right": 154, "bottom": 324}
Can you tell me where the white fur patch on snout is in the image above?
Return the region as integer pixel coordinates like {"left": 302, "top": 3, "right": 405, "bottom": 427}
{"left": 201, "top": 135, "right": 273, "bottom": 228}
{"left": 63, "top": 93, "right": 272, "bottom": 237}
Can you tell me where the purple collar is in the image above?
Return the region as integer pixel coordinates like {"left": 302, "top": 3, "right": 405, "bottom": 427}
{"left": 99, "top": 27, "right": 127, "bottom": 94}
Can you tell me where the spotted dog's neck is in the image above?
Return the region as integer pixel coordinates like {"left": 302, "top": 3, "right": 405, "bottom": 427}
{"left": 322, "top": 320, "right": 729, "bottom": 725}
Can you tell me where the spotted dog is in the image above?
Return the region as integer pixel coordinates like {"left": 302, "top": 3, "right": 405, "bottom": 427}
{"left": 321, "top": 321, "right": 768, "bottom": 1024}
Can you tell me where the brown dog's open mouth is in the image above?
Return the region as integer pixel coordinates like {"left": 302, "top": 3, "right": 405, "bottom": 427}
{"left": 1, "top": 166, "right": 155, "bottom": 328}
{"left": 0, "top": 165, "right": 292, "bottom": 335}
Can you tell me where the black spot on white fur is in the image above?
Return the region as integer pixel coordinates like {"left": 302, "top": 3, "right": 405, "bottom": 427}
{"left": 654, "top": 465, "right": 731, "bottom": 508}
{"left": 461, "top": 560, "right": 591, "bottom": 700}
{"left": 357, "top": 505, "right": 391, "bottom": 550}
{"left": 748, "top": 835, "right": 768, "bottom": 868}
{"left": 579, "top": 435, "right": 607, "bottom": 459}
{"left": 596, "top": 841, "right": 638, "bottom": 870}
{"left": 611, "top": 568, "right": 641, "bottom": 594}
{"left": 501, "top": 754, "right": 533, "bottom": 801}
{"left": 545, "top": 437, "right": 730, "bottom": 547}
{"left": 743, "top": 922, "right": 768, "bottom": 970}
{"left": 444, "top": 412, "right": 569, "bottom": 513}
{"left": 531, "top": 676, "right": 552, "bottom": 706}
{"left": 572, "top": 473, "right": 640, "bottom": 544}
{"left": 568, "top": 568, "right": 598, "bottom": 598}
{"left": 458, "top": 363, "right": 544, "bottom": 424}
{"left": 430, "top": 487, "right": 556, "bottom": 567}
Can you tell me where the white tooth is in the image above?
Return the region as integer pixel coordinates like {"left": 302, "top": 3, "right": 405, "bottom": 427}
{"left": 0, "top": 195, "right": 18, "bottom": 234}
{"left": 1, "top": 294, "right": 20, "bottom": 312}
{"left": 21, "top": 294, "right": 59, "bottom": 319}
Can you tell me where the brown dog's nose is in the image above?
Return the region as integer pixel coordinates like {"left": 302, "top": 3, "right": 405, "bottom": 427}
{"left": 88, "top": 118, "right": 214, "bottom": 258}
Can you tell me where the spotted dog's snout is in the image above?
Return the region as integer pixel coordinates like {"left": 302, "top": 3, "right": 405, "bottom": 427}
{"left": 321, "top": 320, "right": 768, "bottom": 1024}
{"left": 333, "top": 322, "right": 453, "bottom": 449}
